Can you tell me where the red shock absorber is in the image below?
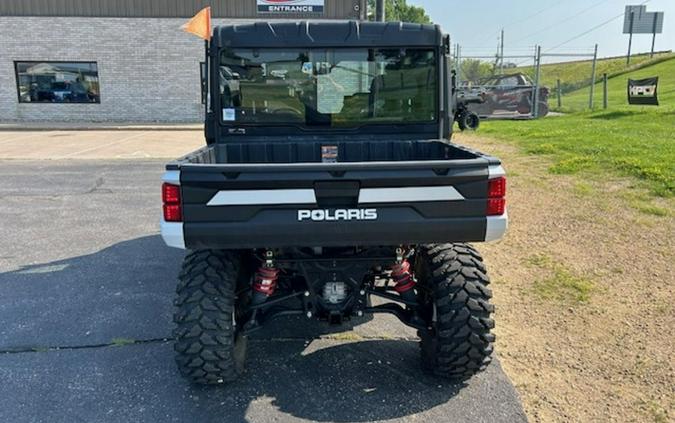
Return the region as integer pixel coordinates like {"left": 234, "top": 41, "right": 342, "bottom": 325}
{"left": 253, "top": 267, "right": 280, "bottom": 297}
{"left": 391, "top": 260, "right": 415, "bottom": 294}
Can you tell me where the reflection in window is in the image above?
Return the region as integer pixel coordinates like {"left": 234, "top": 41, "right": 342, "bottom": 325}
{"left": 15, "top": 62, "right": 100, "bottom": 103}
{"left": 219, "top": 48, "right": 437, "bottom": 128}
{"left": 497, "top": 76, "right": 520, "bottom": 87}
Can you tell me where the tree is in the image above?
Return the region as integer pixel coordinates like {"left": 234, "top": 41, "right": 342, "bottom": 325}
{"left": 460, "top": 59, "right": 495, "bottom": 82}
{"left": 367, "top": 0, "right": 432, "bottom": 24}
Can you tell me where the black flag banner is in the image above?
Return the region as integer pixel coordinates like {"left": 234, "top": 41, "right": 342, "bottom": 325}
{"left": 628, "top": 77, "right": 659, "bottom": 106}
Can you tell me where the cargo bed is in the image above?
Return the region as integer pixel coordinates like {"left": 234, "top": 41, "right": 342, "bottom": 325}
{"left": 161, "top": 139, "right": 507, "bottom": 250}
{"left": 170, "top": 138, "right": 482, "bottom": 165}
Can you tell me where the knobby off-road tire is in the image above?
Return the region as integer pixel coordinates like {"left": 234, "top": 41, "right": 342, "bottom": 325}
{"left": 457, "top": 110, "right": 480, "bottom": 131}
{"left": 416, "top": 244, "right": 495, "bottom": 381}
{"left": 173, "top": 250, "right": 248, "bottom": 385}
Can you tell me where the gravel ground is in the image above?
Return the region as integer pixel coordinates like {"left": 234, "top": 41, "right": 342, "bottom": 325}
{"left": 458, "top": 133, "right": 674, "bottom": 423}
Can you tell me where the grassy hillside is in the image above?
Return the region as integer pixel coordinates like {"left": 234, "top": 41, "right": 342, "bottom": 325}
{"left": 516, "top": 51, "right": 673, "bottom": 91}
{"left": 475, "top": 57, "right": 675, "bottom": 206}
{"left": 560, "top": 56, "right": 675, "bottom": 112}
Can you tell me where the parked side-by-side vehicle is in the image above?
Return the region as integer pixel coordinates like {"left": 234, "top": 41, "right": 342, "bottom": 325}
{"left": 161, "top": 21, "right": 507, "bottom": 385}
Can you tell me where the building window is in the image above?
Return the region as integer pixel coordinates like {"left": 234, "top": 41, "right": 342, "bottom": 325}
{"left": 14, "top": 61, "right": 100, "bottom": 104}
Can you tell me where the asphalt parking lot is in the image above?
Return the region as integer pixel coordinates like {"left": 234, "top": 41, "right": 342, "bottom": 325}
{"left": 0, "top": 138, "right": 526, "bottom": 422}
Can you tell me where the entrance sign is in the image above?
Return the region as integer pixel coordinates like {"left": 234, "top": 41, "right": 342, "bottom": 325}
{"left": 628, "top": 77, "right": 659, "bottom": 106}
{"left": 257, "top": 0, "right": 325, "bottom": 13}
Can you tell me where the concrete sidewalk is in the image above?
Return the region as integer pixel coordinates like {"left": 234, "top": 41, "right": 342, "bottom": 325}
{"left": 0, "top": 129, "right": 203, "bottom": 159}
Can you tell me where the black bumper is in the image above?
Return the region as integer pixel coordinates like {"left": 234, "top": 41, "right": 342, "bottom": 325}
{"left": 185, "top": 213, "right": 487, "bottom": 249}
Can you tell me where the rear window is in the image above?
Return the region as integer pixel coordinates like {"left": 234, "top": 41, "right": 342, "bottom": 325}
{"left": 219, "top": 48, "right": 438, "bottom": 128}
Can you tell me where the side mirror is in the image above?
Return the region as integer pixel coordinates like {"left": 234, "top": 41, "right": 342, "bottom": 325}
{"left": 231, "top": 72, "right": 240, "bottom": 81}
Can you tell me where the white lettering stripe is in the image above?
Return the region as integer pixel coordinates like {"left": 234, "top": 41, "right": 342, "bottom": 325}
{"left": 206, "top": 186, "right": 464, "bottom": 206}
{"left": 207, "top": 189, "right": 317, "bottom": 206}
{"left": 358, "top": 186, "right": 464, "bottom": 204}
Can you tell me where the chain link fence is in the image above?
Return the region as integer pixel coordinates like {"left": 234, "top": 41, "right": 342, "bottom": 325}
{"left": 454, "top": 45, "right": 600, "bottom": 117}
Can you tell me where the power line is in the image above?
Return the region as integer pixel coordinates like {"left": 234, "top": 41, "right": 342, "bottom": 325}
{"left": 544, "top": 0, "right": 651, "bottom": 52}
{"left": 509, "top": 0, "right": 652, "bottom": 66}
{"left": 512, "top": 0, "right": 613, "bottom": 45}
{"left": 472, "top": 1, "right": 562, "bottom": 48}
{"left": 500, "top": 1, "right": 563, "bottom": 30}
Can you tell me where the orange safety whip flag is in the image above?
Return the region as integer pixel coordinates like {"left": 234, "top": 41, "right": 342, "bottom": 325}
{"left": 181, "top": 7, "right": 212, "bottom": 41}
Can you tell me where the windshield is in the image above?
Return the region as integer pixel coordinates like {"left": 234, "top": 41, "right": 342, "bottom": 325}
{"left": 219, "top": 48, "right": 437, "bottom": 128}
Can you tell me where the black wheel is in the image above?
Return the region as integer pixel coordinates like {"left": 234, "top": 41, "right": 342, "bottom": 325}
{"left": 173, "top": 250, "right": 248, "bottom": 384}
{"left": 415, "top": 244, "right": 495, "bottom": 381}
{"left": 537, "top": 101, "right": 549, "bottom": 117}
{"left": 516, "top": 96, "right": 532, "bottom": 115}
{"left": 457, "top": 111, "right": 480, "bottom": 131}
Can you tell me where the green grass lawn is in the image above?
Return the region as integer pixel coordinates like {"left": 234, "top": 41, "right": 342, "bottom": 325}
{"left": 480, "top": 109, "right": 673, "bottom": 196}
{"left": 516, "top": 51, "right": 674, "bottom": 96}
{"left": 478, "top": 56, "right": 674, "bottom": 203}
{"left": 479, "top": 110, "right": 674, "bottom": 200}
{"left": 559, "top": 56, "right": 675, "bottom": 112}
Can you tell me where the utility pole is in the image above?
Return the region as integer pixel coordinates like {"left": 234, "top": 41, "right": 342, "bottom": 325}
{"left": 533, "top": 45, "right": 542, "bottom": 118}
{"left": 376, "top": 0, "right": 385, "bottom": 22}
{"left": 499, "top": 29, "right": 505, "bottom": 74}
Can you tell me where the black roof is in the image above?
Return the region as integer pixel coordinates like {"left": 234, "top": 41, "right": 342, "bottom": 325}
{"left": 213, "top": 21, "right": 443, "bottom": 49}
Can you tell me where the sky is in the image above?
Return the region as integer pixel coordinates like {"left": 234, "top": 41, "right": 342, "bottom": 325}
{"left": 409, "top": 0, "right": 674, "bottom": 60}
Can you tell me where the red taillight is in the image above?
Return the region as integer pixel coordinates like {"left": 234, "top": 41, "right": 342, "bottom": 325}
{"left": 487, "top": 177, "right": 506, "bottom": 216}
{"left": 487, "top": 177, "right": 506, "bottom": 198}
{"left": 487, "top": 198, "right": 506, "bottom": 216}
{"left": 162, "top": 183, "right": 181, "bottom": 204}
{"left": 163, "top": 204, "right": 182, "bottom": 222}
{"left": 162, "top": 183, "right": 182, "bottom": 222}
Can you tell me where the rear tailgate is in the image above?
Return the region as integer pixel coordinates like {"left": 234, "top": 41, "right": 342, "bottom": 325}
{"left": 161, "top": 159, "right": 507, "bottom": 249}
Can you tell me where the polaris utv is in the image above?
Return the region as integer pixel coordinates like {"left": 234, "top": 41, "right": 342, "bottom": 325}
{"left": 161, "top": 21, "right": 507, "bottom": 385}
{"left": 464, "top": 73, "right": 550, "bottom": 118}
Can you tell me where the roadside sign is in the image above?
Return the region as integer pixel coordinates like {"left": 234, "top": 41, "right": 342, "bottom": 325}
{"left": 623, "top": 6, "right": 664, "bottom": 34}
{"left": 623, "top": 5, "right": 665, "bottom": 63}
{"left": 628, "top": 77, "right": 659, "bottom": 106}
{"left": 257, "top": 0, "right": 324, "bottom": 13}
